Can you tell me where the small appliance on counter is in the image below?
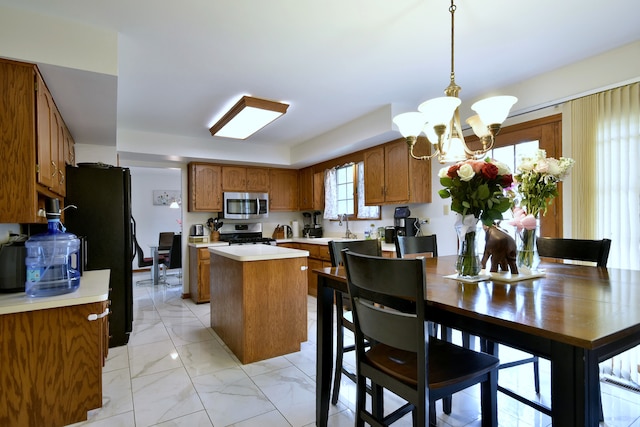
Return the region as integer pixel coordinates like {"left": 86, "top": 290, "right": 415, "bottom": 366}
{"left": 394, "top": 206, "right": 418, "bottom": 238}
{"left": 384, "top": 226, "right": 397, "bottom": 244}
{"left": 302, "top": 211, "right": 323, "bottom": 238}
{"left": 188, "top": 224, "right": 209, "bottom": 243}
{"left": 0, "top": 234, "right": 27, "bottom": 293}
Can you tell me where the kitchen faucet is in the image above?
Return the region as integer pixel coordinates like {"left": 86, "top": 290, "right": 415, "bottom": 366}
{"left": 341, "top": 213, "right": 355, "bottom": 239}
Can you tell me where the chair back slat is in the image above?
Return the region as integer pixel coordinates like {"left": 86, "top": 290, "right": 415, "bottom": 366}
{"left": 158, "top": 232, "right": 175, "bottom": 251}
{"left": 536, "top": 237, "right": 611, "bottom": 267}
{"left": 395, "top": 235, "right": 438, "bottom": 258}
{"left": 328, "top": 239, "right": 381, "bottom": 267}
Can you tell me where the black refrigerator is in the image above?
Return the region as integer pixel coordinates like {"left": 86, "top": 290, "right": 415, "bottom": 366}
{"left": 65, "top": 163, "right": 134, "bottom": 347}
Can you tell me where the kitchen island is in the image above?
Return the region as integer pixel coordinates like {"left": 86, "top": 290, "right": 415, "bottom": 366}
{"left": 0, "top": 270, "right": 110, "bottom": 427}
{"left": 209, "top": 245, "right": 309, "bottom": 364}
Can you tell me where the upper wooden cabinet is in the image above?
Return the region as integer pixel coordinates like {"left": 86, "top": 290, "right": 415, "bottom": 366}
{"left": 0, "top": 58, "right": 74, "bottom": 223}
{"left": 269, "top": 169, "right": 299, "bottom": 211}
{"left": 222, "top": 166, "right": 269, "bottom": 192}
{"left": 188, "top": 163, "right": 222, "bottom": 212}
{"left": 313, "top": 171, "right": 325, "bottom": 211}
{"left": 298, "top": 168, "right": 325, "bottom": 212}
{"left": 364, "top": 138, "right": 431, "bottom": 205}
{"left": 298, "top": 167, "right": 314, "bottom": 211}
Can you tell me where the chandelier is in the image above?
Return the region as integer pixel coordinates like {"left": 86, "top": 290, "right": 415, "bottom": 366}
{"left": 393, "top": 0, "right": 517, "bottom": 164}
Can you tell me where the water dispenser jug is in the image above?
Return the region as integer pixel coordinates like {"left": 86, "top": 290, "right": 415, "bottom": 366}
{"left": 24, "top": 199, "right": 81, "bottom": 297}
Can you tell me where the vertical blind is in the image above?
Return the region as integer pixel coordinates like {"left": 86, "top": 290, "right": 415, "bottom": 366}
{"left": 572, "top": 82, "right": 640, "bottom": 390}
{"left": 570, "top": 82, "right": 640, "bottom": 271}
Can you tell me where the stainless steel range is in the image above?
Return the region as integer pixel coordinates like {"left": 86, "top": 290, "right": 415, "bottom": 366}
{"left": 218, "top": 223, "right": 277, "bottom": 245}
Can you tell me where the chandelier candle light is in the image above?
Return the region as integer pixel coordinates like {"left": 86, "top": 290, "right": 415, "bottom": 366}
{"left": 393, "top": 0, "right": 517, "bottom": 164}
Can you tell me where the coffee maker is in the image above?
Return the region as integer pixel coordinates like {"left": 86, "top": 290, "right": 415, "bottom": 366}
{"left": 394, "top": 206, "right": 418, "bottom": 238}
{"left": 302, "top": 211, "right": 323, "bottom": 238}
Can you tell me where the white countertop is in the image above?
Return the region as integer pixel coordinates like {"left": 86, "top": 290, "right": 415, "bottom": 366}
{"left": 209, "top": 244, "right": 309, "bottom": 262}
{"left": 189, "top": 241, "right": 230, "bottom": 248}
{"left": 0, "top": 269, "right": 110, "bottom": 315}
{"left": 276, "top": 237, "right": 396, "bottom": 253}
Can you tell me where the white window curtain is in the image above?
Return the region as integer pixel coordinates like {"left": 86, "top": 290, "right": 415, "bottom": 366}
{"left": 323, "top": 168, "right": 338, "bottom": 219}
{"left": 570, "top": 82, "right": 640, "bottom": 270}
{"left": 356, "top": 161, "right": 379, "bottom": 219}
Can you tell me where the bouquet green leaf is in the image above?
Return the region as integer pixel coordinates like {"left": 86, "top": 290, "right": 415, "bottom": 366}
{"left": 438, "top": 158, "right": 514, "bottom": 226}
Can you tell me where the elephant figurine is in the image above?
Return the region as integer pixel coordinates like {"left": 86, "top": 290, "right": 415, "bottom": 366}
{"left": 481, "top": 225, "right": 519, "bottom": 274}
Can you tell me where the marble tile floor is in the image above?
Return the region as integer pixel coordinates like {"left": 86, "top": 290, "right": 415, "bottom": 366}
{"left": 67, "top": 272, "right": 640, "bottom": 427}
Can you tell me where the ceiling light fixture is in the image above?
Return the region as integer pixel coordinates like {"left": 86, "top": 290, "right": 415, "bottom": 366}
{"left": 209, "top": 96, "right": 289, "bottom": 139}
{"left": 393, "top": 0, "right": 517, "bottom": 164}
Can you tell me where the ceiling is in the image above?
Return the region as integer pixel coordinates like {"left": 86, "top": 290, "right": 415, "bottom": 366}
{"left": 2, "top": 0, "right": 640, "bottom": 168}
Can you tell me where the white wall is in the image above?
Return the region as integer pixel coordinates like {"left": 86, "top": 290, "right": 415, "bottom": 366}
{"left": 129, "top": 167, "right": 182, "bottom": 264}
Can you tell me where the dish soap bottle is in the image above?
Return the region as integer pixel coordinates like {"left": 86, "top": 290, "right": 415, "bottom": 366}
{"left": 24, "top": 198, "right": 81, "bottom": 297}
{"left": 369, "top": 223, "right": 377, "bottom": 240}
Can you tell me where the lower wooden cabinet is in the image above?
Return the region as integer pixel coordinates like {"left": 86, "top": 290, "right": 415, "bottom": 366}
{"left": 0, "top": 300, "right": 107, "bottom": 426}
{"left": 189, "top": 246, "right": 211, "bottom": 303}
{"left": 282, "top": 242, "right": 331, "bottom": 296}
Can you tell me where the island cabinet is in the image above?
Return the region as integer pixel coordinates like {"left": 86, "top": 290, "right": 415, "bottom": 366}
{"left": 0, "top": 58, "right": 75, "bottom": 223}
{"left": 269, "top": 168, "right": 299, "bottom": 211}
{"left": 222, "top": 166, "right": 269, "bottom": 192}
{"left": 188, "top": 162, "right": 222, "bottom": 212}
{"left": 189, "top": 245, "right": 211, "bottom": 303}
{"left": 363, "top": 138, "right": 431, "bottom": 205}
{"left": 282, "top": 242, "right": 331, "bottom": 296}
{"left": 209, "top": 245, "right": 308, "bottom": 364}
{"left": 0, "top": 270, "right": 110, "bottom": 427}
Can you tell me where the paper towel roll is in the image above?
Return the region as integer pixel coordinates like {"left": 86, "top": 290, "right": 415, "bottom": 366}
{"left": 292, "top": 221, "right": 300, "bottom": 237}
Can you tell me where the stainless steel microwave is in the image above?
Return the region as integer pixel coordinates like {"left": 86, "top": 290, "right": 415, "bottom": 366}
{"left": 223, "top": 192, "right": 269, "bottom": 219}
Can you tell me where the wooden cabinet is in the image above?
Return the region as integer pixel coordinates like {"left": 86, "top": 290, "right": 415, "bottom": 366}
{"left": 269, "top": 168, "right": 299, "bottom": 211}
{"left": 313, "top": 171, "right": 325, "bottom": 211}
{"left": 222, "top": 166, "right": 269, "bottom": 192}
{"left": 189, "top": 246, "right": 211, "bottom": 303}
{"left": 364, "top": 138, "right": 431, "bottom": 205}
{"left": 0, "top": 300, "right": 107, "bottom": 426}
{"left": 188, "top": 162, "right": 222, "bottom": 212}
{"left": 295, "top": 242, "right": 332, "bottom": 296}
{"left": 298, "top": 167, "right": 314, "bottom": 211}
{"left": 298, "top": 168, "right": 325, "bottom": 211}
{"left": 0, "top": 58, "right": 73, "bottom": 223}
{"left": 210, "top": 252, "right": 308, "bottom": 364}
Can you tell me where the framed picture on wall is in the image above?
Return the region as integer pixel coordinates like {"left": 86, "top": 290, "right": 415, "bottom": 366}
{"left": 153, "top": 190, "right": 181, "bottom": 206}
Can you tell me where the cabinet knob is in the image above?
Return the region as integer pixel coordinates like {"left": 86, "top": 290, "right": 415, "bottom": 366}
{"left": 301, "top": 265, "right": 308, "bottom": 271}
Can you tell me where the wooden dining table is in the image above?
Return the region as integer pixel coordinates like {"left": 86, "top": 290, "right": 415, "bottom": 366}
{"left": 314, "top": 255, "right": 640, "bottom": 427}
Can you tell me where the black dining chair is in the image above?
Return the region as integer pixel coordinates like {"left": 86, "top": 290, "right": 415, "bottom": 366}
{"left": 134, "top": 235, "right": 155, "bottom": 286}
{"left": 158, "top": 232, "right": 175, "bottom": 252}
{"left": 394, "top": 234, "right": 438, "bottom": 258}
{"left": 342, "top": 250, "right": 499, "bottom": 427}
{"left": 494, "top": 237, "right": 611, "bottom": 419}
{"left": 328, "top": 239, "right": 381, "bottom": 405}
{"left": 162, "top": 234, "right": 182, "bottom": 286}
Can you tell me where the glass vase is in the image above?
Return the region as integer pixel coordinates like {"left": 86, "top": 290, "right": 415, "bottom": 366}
{"left": 516, "top": 227, "right": 540, "bottom": 272}
{"left": 455, "top": 214, "right": 482, "bottom": 277}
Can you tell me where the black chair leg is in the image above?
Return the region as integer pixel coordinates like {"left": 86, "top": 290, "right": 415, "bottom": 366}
{"left": 331, "top": 291, "right": 345, "bottom": 405}
{"left": 532, "top": 356, "right": 540, "bottom": 393}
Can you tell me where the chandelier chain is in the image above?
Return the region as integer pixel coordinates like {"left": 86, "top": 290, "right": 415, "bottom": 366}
{"left": 450, "top": 0, "right": 456, "bottom": 84}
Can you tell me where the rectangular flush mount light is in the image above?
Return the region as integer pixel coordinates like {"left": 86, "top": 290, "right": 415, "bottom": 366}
{"left": 209, "top": 96, "right": 289, "bottom": 139}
